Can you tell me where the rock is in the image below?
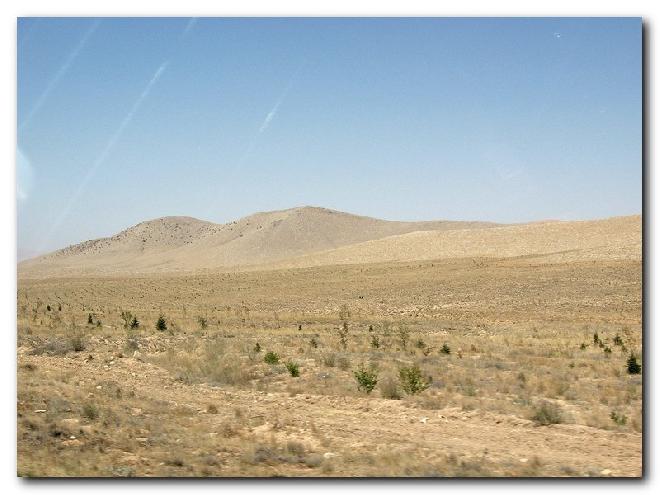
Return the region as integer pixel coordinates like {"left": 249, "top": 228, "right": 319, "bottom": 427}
{"left": 519, "top": 458, "right": 528, "bottom": 463}
{"left": 60, "top": 418, "right": 80, "bottom": 427}
{"left": 34, "top": 409, "right": 46, "bottom": 413}
{"left": 133, "top": 351, "right": 144, "bottom": 362}
{"left": 131, "top": 408, "right": 143, "bottom": 416}
{"left": 61, "top": 439, "right": 82, "bottom": 447}
{"left": 80, "top": 425, "right": 94, "bottom": 435}
{"left": 601, "top": 469, "right": 612, "bottom": 476}
{"left": 420, "top": 417, "right": 429, "bottom": 424}
{"left": 323, "top": 452, "right": 337, "bottom": 459}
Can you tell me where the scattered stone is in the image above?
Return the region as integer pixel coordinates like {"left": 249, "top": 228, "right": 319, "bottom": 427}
{"left": 323, "top": 452, "right": 337, "bottom": 459}
{"left": 133, "top": 351, "right": 143, "bottom": 362}
{"left": 519, "top": 458, "right": 528, "bottom": 463}
{"left": 61, "top": 418, "right": 80, "bottom": 427}
{"left": 34, "top": 409, "right": 47, "bottom": 413}
{"left": 420, "top": 417, "right": 429, "bottom": 424}
{"left": 601, "top": 469, "right": 612, "bottom": 476}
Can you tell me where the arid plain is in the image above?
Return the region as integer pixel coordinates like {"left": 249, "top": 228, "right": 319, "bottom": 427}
{"left": 17, "top": 207, "right": 642, "bottom": 477}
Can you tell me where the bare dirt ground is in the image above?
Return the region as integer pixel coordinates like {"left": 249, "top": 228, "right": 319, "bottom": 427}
{"left": 17, "top": 257, "right": 642, "bottom": 477}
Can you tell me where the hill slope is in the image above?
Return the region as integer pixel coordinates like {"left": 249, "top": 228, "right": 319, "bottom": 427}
{"left": 270, "top": 215, "right": 641, "bottom": 269}
{"left": 18, "top": 206, "right": 498, "bottom": 276}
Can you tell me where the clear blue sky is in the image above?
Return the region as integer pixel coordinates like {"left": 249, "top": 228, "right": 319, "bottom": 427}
{"left": 17, "top": 17, "right": 641, "bottom": 258}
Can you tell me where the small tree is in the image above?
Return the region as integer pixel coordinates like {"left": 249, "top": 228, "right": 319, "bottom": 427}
{"left": 155, "top": 315, "right": 167, "bottom": 332}
{"left": 120, "top": 311, "right": 133, "bottom": 329}
{"left": 353, "top": 365, "right": 378, "bottom": 393}
{"left": 627, "top": 353, "right": 642, "bottom": 374}
{"left": 399, "top": 365, "right": 429, "bottom": 395}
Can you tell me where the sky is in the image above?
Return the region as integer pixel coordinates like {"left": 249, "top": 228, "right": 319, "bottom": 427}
{"left": 17, "top": 17, "right": 642, "bottom": 259}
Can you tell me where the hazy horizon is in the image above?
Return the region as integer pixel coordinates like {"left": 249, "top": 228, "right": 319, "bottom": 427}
{"left": 18, "top": 17, "right": 641, "bottom": 259}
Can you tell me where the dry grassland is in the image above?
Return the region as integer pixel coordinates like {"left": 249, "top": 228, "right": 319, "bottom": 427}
{"left": 17, "top": 257, "right": 642, "bottom": 477}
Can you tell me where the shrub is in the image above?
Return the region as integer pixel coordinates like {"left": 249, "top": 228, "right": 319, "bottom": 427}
{"left": 70, "top": 334, "right": 86, "bottom": 352}
{"left": 610, "top": 411, "right": 627, "bottom": 426}
{"left": 627, "top": 353, "right": 642, "bottom": 374}
{"left": 441, "top": 343, "right": 451, "bottom": 355}
{"left": 579, "top": 343, "right": 587, "bottom": 350}
{"left": 197, "top": 316, "right": 208, "bottom": 330}
{"left": 593, "top": 332, "right": 600, "bottom": 345}
{"left": 129, "top": 316, "right": 140, "bottom": 329}
{"left": 337, "top": 355, "right": 351, "bottom": 371}
{"left": 531, "top": 401, "right": 563, "bottom": 425}
{"left": 370, "top": 335, "right": 380, "bottom": 349}
{"left": 353, "top": 365, "right": 378, "bottom": 393}
{"left": 82, "top": 403, "right": 99, "bottom": 421}
{"left": 264, "top": 351, "right": 280, "bottom": 365}
{"left": 613, "top": 334, "right": 624, "bottom": 346}
{"left": 120, "top": 311, "right": 134, "bottom": 329}
{"left": 415, "top": 339, "right": 426, "bottom": 349}
{"left": 87, "top": 313, "right": 94, "bottom": 325}
{"left": 338, "top": 304, "right": 350, "bottom": 321}
{"left": 309, "top": 337, "right": 318, "bottom": 349}
{"left": 322, "top": 353, "right": 336, "bottom": 367}
{"left": 399, "top": 365, "right": 429, "bottom": 395}
{"left": 603, "top": 346, "right": 612, "bottom": 355}
{"left": 285, "top": 361, "right": 300, "bottom": 377}
{"left": 155, "top": 315, "right": 167, "bottom": 332}
{"left": 253, "top": 342, "right": 261, "bottom": 353}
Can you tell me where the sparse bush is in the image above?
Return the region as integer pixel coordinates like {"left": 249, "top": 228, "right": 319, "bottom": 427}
{"left": 441, "top": 343, "right": 451, "bottom": 355}
{"left": 399, "top": 365, "right": 429, "bottom": 395}
{"left": 129, "top": 316, "right": 139, "bottom": 329}
{"left": 254, "top": 342, "right": 261, "bottom": 353}
{"left": 415, "top": 339, "right": 426, "bottom": 349}
{"left": 87, "top": 313, "right": 94, "bottom": 325}
{"left": 197, "top": 316, "right": 208, "bottom": 330}
{"left": 579, "top": 343, "right": 587, "bottom": 350}
{"left": 264, "top": 351, "right": 280, "bottom": 365}
{"left": 70, "top": 334, "right": 86, "bottom": 352}
{"left": 379, "top": 376, "right": 402, "bottom": 400}
{"left": 603, "top": 346, "right": 612, "bottom": 355}
{"left": 285, "top": 361, "right": 300, "bottom": 377}
{"left": 398, "top": 326, "right": 410, "bottom": 350}
{"left": 322, "top": 353, "right": 336, "bottom": 367}
{"left": 338, "top": 322, "right": 349, "bottom": 350}
{"left": 207, "top": 404, "right": 219, "bottom": 414}
{"left": 337, "top": 355, "right": 351, "bottom": 371}
{"left": 531, "top": 401, "right": 563, "bottom": 425}
{"left": 370, "top": 335, "right": 380, "bottom": 349}
{"left": 627, "top": 353, "right": 642, "bottom": 374}
{"left": 353, "top": 365, "right": 378, "bottom": 393}
{"left": 338, "top": 304, "right": 351, "bottom": 321}
{"left": 155, "top": 315, "right": 167, "bottom": 332}
{"left": 593, "top": 332, "right": 600, "bottom": 345}
{"left": 309, "top": 337, "right": 318, "bottom": 349}
{"left": 613, "top": 334, "right": 623, "bottom": 346}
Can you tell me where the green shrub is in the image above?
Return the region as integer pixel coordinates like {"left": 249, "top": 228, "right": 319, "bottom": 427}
{"left": 353, "top": 365, "right": 378, "bottom": 393}
{"left": 593, "top": 332, "right": 600, "bottom": 345}
{"left": 399, "top": 365, "right": 429, "bottom": 395}
{"left": 264, "top": 351, "right": 280, "bottom": 365}
{"left": 155, "top": 315, "right": 167, "bottom": 332}
{"left": 441, "top": 343, "right": 451, "bottom": 355}
{"left": 531, "top": 401, "right": 563, "bottom": 425}
{"left": 627, "top": 353, "right": 642, "bottom": 374}
{"left": 613, "top": 334, "right": 624, "bottom": 346}
{"left": 398, "top": 326, "right": 410, "bottom": 350}
{"left": 120, "top": 311, "right": 134, "bottom": 329}
{"left": 129, "top": 316, "right": 140, "bottom": 329}
{"left": 285, "top": 361, "right": 300, "bottom": 377}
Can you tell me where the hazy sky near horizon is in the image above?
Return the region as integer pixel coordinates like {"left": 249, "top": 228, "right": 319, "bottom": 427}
{"left": 17, "top": 17, "right": 641, "bottom": 258}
